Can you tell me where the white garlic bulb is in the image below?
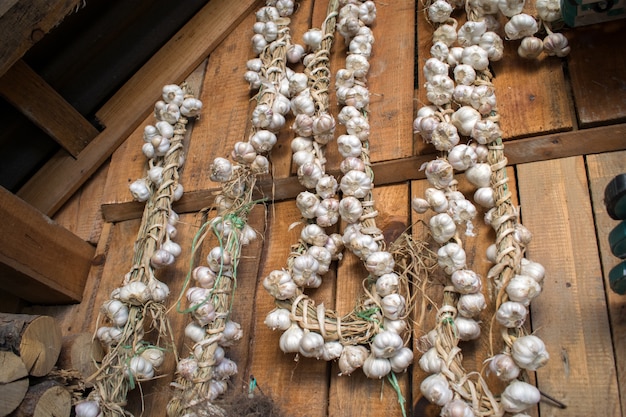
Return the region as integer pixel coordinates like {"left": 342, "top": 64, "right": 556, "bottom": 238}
{"left": 299, "top": 330, "right": 325, "bottom": 358}
{"left": 371, "top": 330, "right": 404, "bottom": 358}
{"left": 473, "top": 186, "right": 495, "bottom": 208}
{"left": 451, "top": 269, "right": 482, "bottom": 294}
{"left": 461, "top": 45, "right": 489, "bottom": 71}
{"left": 434, "top": 23, "right": 457, "bottom": 46}
{"left": 220, "top": 320, "right": 243, "bottom": 347}
{"left": 448, "top": 144, "right": 477, "bottom": 171}
{"left": 338, "top": 345, "right": 369, "bottom": 375}
{"left": 279, "top": 323, "right": 304, "bottom": 353}
{"left": 506, "top": 274, "right": 542, "bottom": 306}
{"left": 140, "top": 348, "right": 165, "bottom": 368}
{"left": 321, "top": 341, "right": 344, "bottom": 361}
{"left": 488, "top": 353, "right": 520, "bottom": 381}
{"left": 520, "top": 258, "right": 545, "bottom": 283}
{"left": 265, "top": 308, "right": 292, "bottom": 331}
{"left": 381, "top": 293, "right": 406, "bottom": 320}
{"left": 501, "top": 381, "right": 541, "bottom": 413}
{"left": 291, "top": 253, "right": 321, "bottom": 288}
{"left": 74, "top": 401, "right": 102, "bottom": 417}
{"left": 451, "top": 106, "right": 481, "bottom": 137}
{"left": 129, "top": 179, "right": 151, "bottom": 202}
{"left": 340, "top": 170, "right": 373, "bottom": 198}
{"left": 457, "top": 20, "right": 487, "bottom": 46}
{"left": 426, "top": 74, "right": 455, "bottom": 106}
{"left": 375, "top": 272, "right": 400, "bottom": 297}
{"left": 425, "top": 188, "right": 449, "bottom": 213}
{"left": 498, "top": 0, "right": 525, "bottom": 17}
{"left": 511, "top": 335, "right": 549, "bottom": 370}
{"left": 429, "top": 213, "right": 457, "bottom": 244}
{"left": 455, "top": 316, "right": 481, "bottom": 341}
{"left": 339, "top": 196, "right": 364, "bottom": 223}
{"left": 419, "top": 347, "right": 444, "bottom": 374}
{"left": 263, "top": 270, "right": 297, "bottom": 300}
{"left": 363, "top": 354, "right": 392, "bottom": 379}
{"left": 457, "top": 292, "right": 487, "bottom": 317}
{"left": 543, "top": 33, "right": 571, "bottom": 57}
{"left": 420, "top": 373, "right": 454, "bottom": 406}
{"left": 118, "top": 281, "right": 151, "bottom": 305}
{"left": 389, "top": 347, "right": 414, "bottom": 373}
{"left": 411, "top": 197, "right": 430, "bottom": 214}
{"left": 127, "top": 356, "right": 154, "bottom": 380}
{"left": 213, "top": 357, "right": 238, "bottom": 380}
{"left": 428, "top": 0, "right": 453, "bottom": 22}
{"left": 176, "top": 357, "right": 198, "bottom": 381}
{"left": 438, "top": 243, "right": 467, "bottom": 274}
{"left": 504, "top": 14, "right": 538, "bottom": 40}
{"left": 101, "top": 299, "right": 129, "bottom": 327}
{"left": 496, "top": 301, "right": 528, "bottom": 328}
{"left": 465, "top": 162, "right": 491, "bottom": 188}
{"left": 441, "top": 399, "right": 475, "bottom": 417}
{"left": 301, "top": 224, "right": 329, "bottom": 247}
{"left": 365, "top": 251, "right": 395, "bottom": 276}
{"left": 192, "top": 266, "right": 217, "bottom": 289}
{"left": 536, "top": 0, "right": 562, "bottom": 22}
{"left": 518, "top": 36, "right": 544, "bottom": 59}
{"left": 431, "top": 122, "right": 460, "bottom": 152}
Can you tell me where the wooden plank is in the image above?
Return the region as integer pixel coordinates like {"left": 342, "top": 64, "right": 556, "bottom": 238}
{"left": 0, "top": 186, "right": 94, "bottom": 304}
{"left": 0, "top": 60, "right": 99, "bottom": 157}
{"left": 53, "top": 160, "right": 108, "bottom": 245}
{"left": 248, "top": 199, "right": 332, "bottom": 417}
{"left": 410, "top": 168, "right": 516, "bottom": 415}
{"left": 567, "top": 19, "right": 626, "bottom": 127}
{"left": 0, "top": 0, "right": 84, "bottom": 78}
{"left": 17, "top": 0, "right": 262, "bottom": 216}
{"left": 102, "top": 122, "right": 626, "bottom": 222}
{"left": 517, "top": 157, "right": 620, "bottom": 416}
{"left": 586, "top": 150, "right": 626, "bottom": 416}
{"left": 328, "top": 184, "right": 410, "bottom": 417}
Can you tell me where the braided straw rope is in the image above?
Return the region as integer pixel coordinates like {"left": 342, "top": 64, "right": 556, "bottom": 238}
{"left": 90, "top": 86, "right": 193, "bottom": 417}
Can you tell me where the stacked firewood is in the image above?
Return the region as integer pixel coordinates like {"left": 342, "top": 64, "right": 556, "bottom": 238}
{"left": 0, "top": 313, "right": 102, "bottom": 417}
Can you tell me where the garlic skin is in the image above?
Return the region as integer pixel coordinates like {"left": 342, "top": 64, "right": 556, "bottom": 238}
{"left": 543, "top": 33, "right": 571, "bottom": 58}
{"left": 371, "top": 330, "right": 405, "bottom": 358}
{"left": 299, "top": 330, "right": 325, "bottom": 359}
{"left": 488, "top": 353, "right": 520, "bottom": 381}
{"left": 75, "top": 401, "right": 102, "bottom": 417}
{"left": 363, "top": 354, "right": 392, "bottom": 379}
{"left": 501, "top": 381, "right": 541, "bottom": 413}
{"left": 340, "top": 170, "right": 373, "bottom": 198}
{"left": 441, "top": 399, "right": 475, "bottom": 417}
{"left": 465, "top": 162, "right": 492, "bottom": 188}
{"left": 506, "top": 274, "right": 542, "bottom": 306}
{"left": 129, "top": 179, "right": 151, "bottom": 202}
{"left": 419, "top": 347, "right": 444, "bottom": 374}
{"left": 428, "top": 0, "right": 453, "bottom": 23}
{"left": 365, "top": 251, "right": 395, "bottom": 277}
{"left": 498, "top": 0, "right": 525, "bottom": 17}
{"left": 321, "top": 341, "right": 344, "bottom": 361}
{"left": 518, "top": 36, "right": 544, "bottom": 59}
{"left": 520, "top": 258, "right": 546, "bottom": 283}
{"left": 381, "top": 293, "right": 406, "bottom": 320}
{"left": 263, "top": 270, "right": 297, "bottom": 300}
{"left": 457, "top": 21, "right": 487, "bottom": 46}
{"left": 421, "top": 373, "right": 454, "bottom": 406}
{"left": 461, "top": 45, "right": 490, "bottom": 71}
{"left": 423, "top": 159, "right": 455, "bottom": 189}
{"left": 511, "top": 335, "right": 549, "bottom": 370}
{"left": 536, "top": 0, "right": 562, "bottom": 22}
{"left": 338, "top": 345, "right": 369, "bottom": 376}
{"left": 451, "top": 269, "right": 482, "bottom": 294}
{"left": 438, "top": 243, "right": 467, "bottom": 274}
{"left": 455, "top": 316, "right": 482, "bottom": 341}
{"left": 457, "top": 292, "right": 487, "bottom": 317}
{"left": 451, "top": 106, "right": 481, "bottom": 137}
{"left": 504, "top": 14, "right": 539, "bottom": 40}
{"left": 140, "top": 348, "right": 165, "bottom": 368}
{"left": 389, "top": 347, "right": 414, "bottom": 373}
{"left": 278, "top": 323, "right": 304, "bottom": 354}
{"left": 429, "top": 213, "right": 457, "bottom": 244}
{"left": 265, "top": 308, "right": 293, "bottom": 331}
{"left": 128, "top": 356, "right": 154, "bottom": 380}
{"left": 496, "top": 301, "right": 528, "bottom": 328}
{"left": 375, "top": 273, "right": 400, "bottom": 297}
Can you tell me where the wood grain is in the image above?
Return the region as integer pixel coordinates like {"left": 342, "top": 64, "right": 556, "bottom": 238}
{"left": 17, "top": 0, "right": 262, "bottom": 216}
{"left": 585, "top": 150, "right": 626, "bottom": 416}
{"left": 0, "top": 186, "right": 95, "bottom": 303}
{"left": 517, "top": 157, "right": 620, "bottom": 416}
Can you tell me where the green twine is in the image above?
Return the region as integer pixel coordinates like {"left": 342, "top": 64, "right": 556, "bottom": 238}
{"left": 386, "top": 372, "right": 407, "bottom": 417}
{"left": 355, "top": 306, "right": 380, "bottom": 322}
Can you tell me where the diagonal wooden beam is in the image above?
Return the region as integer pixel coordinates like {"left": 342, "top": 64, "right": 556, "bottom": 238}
{"left": 0, "top": 186, "right": 95, "bottom": 304}
{"left": 0, "top": 60, "right": 99, "bottom": 157}
{"left": 17, "top": 0, "right": 262, "bottom": 216}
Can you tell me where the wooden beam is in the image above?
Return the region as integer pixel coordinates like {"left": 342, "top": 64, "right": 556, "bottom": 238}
{"left": 14, "top": 0, "right": 262, "bottom": 216}
{"left": 101, "top": 123, "right": 626, "bottom": 222}
{"left": 0, "top": 0, "right": 84, "bottom": 78}
{"left": 0, "top": 60, "right": 99, "bottom": 157}
{"left": 0, "top": 186, "right": 95, "bottom": 304}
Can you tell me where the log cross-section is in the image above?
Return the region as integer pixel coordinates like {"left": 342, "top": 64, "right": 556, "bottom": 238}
{"left": 0, "top": 60, "right": 100, "bottom": 157}
{"left": 0, "top": 186, "right": 95, "bottom": 303}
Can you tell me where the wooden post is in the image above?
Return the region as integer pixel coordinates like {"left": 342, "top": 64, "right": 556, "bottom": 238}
{"left": 0, "top": 314, "right": 62, "bottom": 377}
{"left": 0, "top": 351, "right": 29, "bottom": 416}
{"left": 8, "top": 380, "right": 71, "bottom": 417}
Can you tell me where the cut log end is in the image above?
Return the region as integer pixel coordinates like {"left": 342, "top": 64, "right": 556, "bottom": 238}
{"left": 8, "top": 380, "right": 71, "bottom": 417}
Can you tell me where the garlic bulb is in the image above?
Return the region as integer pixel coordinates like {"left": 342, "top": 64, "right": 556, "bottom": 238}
{"left": 140, "top": 348, "right": 165, "bottom": 368}
{"left": 434, "top": 23, "right": 457, "bottom": 46}
{"left": 455, "top": 316, "right": 481, "bottom": 340}
{"left": 451, "top": 269, "right": 482, "bottom": 294}
{"left": 448, "top": 144, "right": 477, "bottom": 171}
{"left": 465, "top": 163, "right": 491, "bottom": 188}
{"left": 213, "top": 357, "right": 238, "bottom": 380}
{"left": 498, "top": 0, "right": 525, "bottom": 17}
{"left": 479, "top": 31, "right": 504, "bottom": 61}
{"left": 451, "top": 106, "right": 481, "bottom": 137}
{"left": 506, "top": 274, "right": 542, "bottom": 306}
{"left": 520, "top": 258, "right": 545, "bottom": 283}
{"left": 461, "top": 45, "right": 489, "bottom": 71}
{"left": 419, "top": 347, "right": 444, "bottom": 373}
{"left": 365, "top": 251, "right": 395, "bottom": 276}
{"left": 504, "top": 14, "right": 538, "bottom": 40}
{"left": 430, "top": 41, "right": 450, "bottom": 62}
{"left": 363, "top": 354, "right": 392, "bottom": 379}
{"left": 511, "top": 335, "right": 549, "bottom": 370}
{"left": 375, "top": 273, "right": 400, "bottom": 297}
{"left": 381, "top": 293, "right": 406, "bottom": 320}
{"left": 428, "top": 0, "right": 453, "bottom": 22}
{"left": 496, "top": 301, "right": 528, "bottom": 328}
{"left": 291, "top": 253, "right": 321, "bottom": 288}
{"left": 340, "top": 170, "right": 373, "bottom": 198}
{"left": 345, "top": 54, "right": 370, "bottom": 78}
{"left": 453, "top": 64, "right": 477, "bottom": 86}
{"left": 389, "top": 347, "right": 413, "bottom": 373}
{"left": 162, "top": 84, "right": 184, "bottom": 106}
{"left": 207, "top": 380, "right": 227, "bottom": 401}
{"left": 180, "top": 97, "right": 203, "bottom": 118}
{"left": 431, "top": 122, "right": 460, "bottom": 151}
{"left": 316, "top": 175, "right": 339, "bottom": 199}
{"left": 321, "top": 341, "right": 343, "bottom": 361}
{"left": 279, "top": 323, "right": 304, "bottom": 353}
{"left": 75, "top": 401, "right": 102, "bottom": 417}
{"left": 501, "top": 381, "right": 541, "bottom": 413}
{"left": 536, "top": 0, "right": 562, "bottom": 22}
{"left": 265, "top": 308, "right": 292, "bottom": 331}
{"left": 192, "top": 266, "right": 217, "bottom": 288}
{"left": 337, "top": 134, "right": 363, "bottom": 158}
{"left": 457, "top": 292, "right": 487, "bottom": 317}
{"left": 206, "top": 246, "right": 233, "bottom": 272}
{"left": 457, "top": 21, "right": 487, "bottom": 46}
{"left": 176, "top": 357, "right": 198, "bottom": 381}
{"left": 338, "top": 345, "right": 369, "bottom": 375}
{"left": 371, "top": 330, "right": 404, "bottom": 358}
{"left": 422, "top": 159, "right": 454, "bottom": 189}
{"left": 184, "top": 322, "right": 206, "bottom": 343}
{"left": 263, "top": 270, "right": 298, "bottom": 300}
{"left": 220, "top": 320, "right": 243, "bottom": 347}
{"left": 425, "top": 188, "right": 449, "bottom": 213}
{"left": 518, "top": 36, "right": 544, "bottom": 59}
{"left": 129, "top": 179, "right": 151, "bottom": 202}
{"left": 426, "top": 74, "right": 455, "bottom": 106}
{"left": 339, "top": 196, "right": 364, "bottom": 223}
{"left": 543, "top": 33, "right": 571, "bottom": 57}
{"left": 438, "top": 243, "right": 467, "bottom": 274}
{"left": 118, "top": 281, "right": 151, "bottom": 305}
{"left": 301, "top": 224, "right": 329, "bottom": 247}
{"left": 128, "top": 356, "right": 154, "bottom": 380}
{"left": 101, "top": 299, "right": 129, "bottom": 327}
{"left": 421, "top": 373, "right": 454, "bottom": 406}
{"left": 303, "top": 28, "right": 323, "bottom": 50}
{"left": 383, "top": 318, "right": 408, "bottom": 334}
{"left": 441, "top": 399, "right": 475, "bottom": 417}
{"left": 429, "top": 213, "right": 457, "bottom": 244}
{"left": 299, "top": 330, "right": 325, "bottom": 359}
{"left": 411, "top": 197, "right": 430, "bottom": 214}
{"left": 473, "top": 187, "right": 495, "bottom": 208}
{"left": 488, "top": 353, "right": 520, "bottom": 381}
{"left": 250, "top": 130, "right": 277, "bottom": 153}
